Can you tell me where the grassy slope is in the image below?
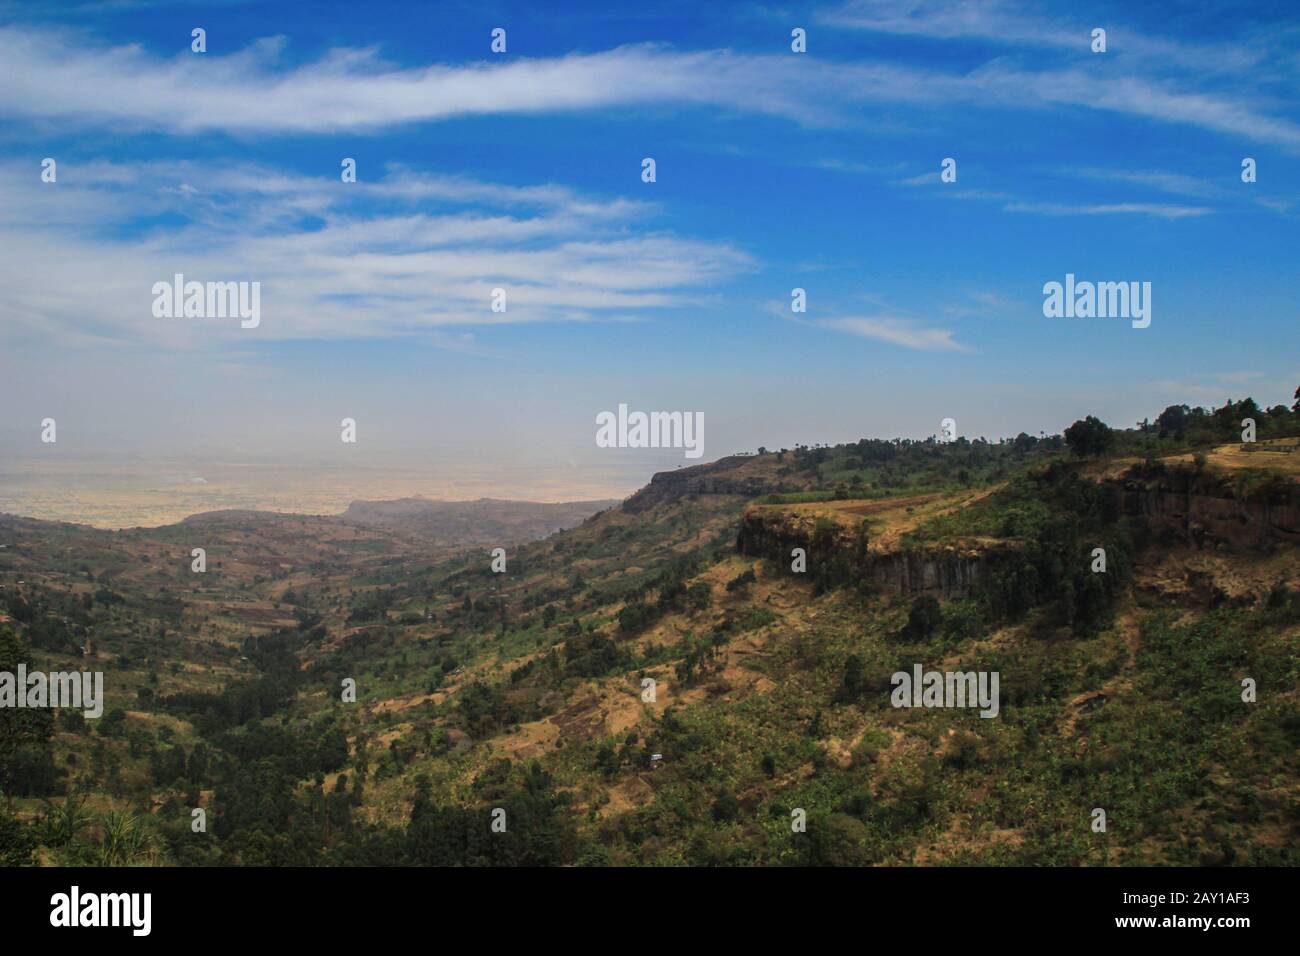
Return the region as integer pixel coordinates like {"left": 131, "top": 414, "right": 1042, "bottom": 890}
{"left": 2, "top": 433, "right": 1298, "bottom": 865}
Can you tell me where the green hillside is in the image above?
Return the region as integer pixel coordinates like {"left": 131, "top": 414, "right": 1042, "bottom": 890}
{"left": 2, "top": 396, "right": 1298, "bottom": 866}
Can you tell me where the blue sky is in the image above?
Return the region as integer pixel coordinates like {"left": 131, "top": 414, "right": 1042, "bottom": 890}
{"left": 0, "top": 0, "right": 1297, "bottom": 491}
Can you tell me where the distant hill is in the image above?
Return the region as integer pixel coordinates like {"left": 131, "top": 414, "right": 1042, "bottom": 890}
{"left": 339, "top": 496, "right": 619, "bottom": 546}
{"left": 2, "top": 395, "right": 1298, "bottom": 868}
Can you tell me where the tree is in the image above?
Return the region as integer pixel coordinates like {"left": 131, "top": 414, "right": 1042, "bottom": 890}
{"left": 726, "top": 569, "right": 757, "bottom": 593}
{"left": 710, "top": 793, "right": 741, "bottom": 822}
{"left": 903, "top": 595, "right": 942, "bottom": 640}
{"left": 0, "top": 626, "right": 58, "bottom": 798}
{"left": 314, "top": 727, "right": 350, "bottom": 773}
{"left": 1064, "top": 416, "right": 1114, "bottom": 458}
{"left": 595, "top": 745, "right": 620, "bottom": 778}
{"left": 838, "top": 653, "right": 866, "bottom": 700}
{"left": 0, "top": 800, "right": 33, "bottom": 866}
{"left": 1156, "top": 404, "right": 1190, "bottom": 439}
{"left": 616, "top": 600, "right": 656, "bottom": 635}
{"left": 685, "top": 581, "right": 712, "bottom": 612}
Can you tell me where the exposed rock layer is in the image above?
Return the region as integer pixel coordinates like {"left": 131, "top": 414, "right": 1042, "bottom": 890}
{"left": 1104, "top": 469, "right": 1300, "bottom": 551}
{"left": 735, "top": 508, "right": 1014, "bottom": 598}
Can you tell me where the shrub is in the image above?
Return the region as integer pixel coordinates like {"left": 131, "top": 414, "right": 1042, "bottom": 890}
{"left": 902, "top": 595, "right": 942, "bottom": 640}
{"left": 711, "top": 793, "right": 741, "bottom": 822}
{"left": 726, "top": 569, "right": 757, "bottom": 593}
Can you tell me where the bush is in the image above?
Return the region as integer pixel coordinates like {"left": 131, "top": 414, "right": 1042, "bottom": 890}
{"left": 711, "top": 793, "right": 741, "bottom": 822}
{"left": 805, "top": 813, "right": 875, "bottom": 866}
{"left": 0, "top": 802, "right": 34, "bottom": 866}
{"left": 902, "top": 595, "right": 942, "bottom": 640}
{"left": 726, "top": 570, "right": 757, "bottom": 593}
{"left": 942, "top": 600, "right": 984, "bottom": 642}
{"left": 685, "top": 582, "right": 712, "bottom": 612}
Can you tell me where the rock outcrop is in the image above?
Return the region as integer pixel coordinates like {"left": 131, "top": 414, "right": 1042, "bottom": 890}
{"left": 622, "top": 456, "right": 793, "bottom": 513}
{"left": 735, "top": 507, "right": 1016, "bottom": 598}
{"left": 1104, "top": 465, "right": 1300, "bottom": 552}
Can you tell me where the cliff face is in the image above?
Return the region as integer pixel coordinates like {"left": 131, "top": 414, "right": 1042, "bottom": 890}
{"left": 735, "top": 508, "right": 1012, "bottom": 598}
{"left": 1105, "top": 469, "right": 1300, "bottom": 552}
{"left": 621, "top": 456, "right": 794, "bottom": 513}
{"left": 866, "top": 549, "right": 990, "bottom": 597}
{"left": 734, "top": 464, "right": 1300, "bottom": 599}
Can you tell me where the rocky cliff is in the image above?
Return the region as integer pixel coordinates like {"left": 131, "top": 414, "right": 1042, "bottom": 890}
{"left": 622, "top": 455, "right": 795, "bottom": 513}
{"left": 1104, "top": 465, "right": 1300, "bottom": 552}
{"left": 734, "top": 462, "right": 1300, "bottom": 599}
{"left": 735, "top": 506, "right": 1016, "bottom": 598}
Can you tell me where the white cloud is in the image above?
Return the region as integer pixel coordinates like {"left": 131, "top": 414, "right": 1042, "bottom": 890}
{"left": 942, "top": 290, "right": 1014, "bottom": 319}
{"left": 0, "top": 30, "right": 842, "bottom": 131}
{"left": 2, "top": 25, "right": 1299, "bottom": 149}
{"left": 816, "top": 316, "right": 969, "bottom": 352}
{"left": 1067, "top": 167, "right": 1220, "bottom": 198}
{"left": 821, "top": 0, "right": 1079, "bottom": 48}
{"left": 1004, "top": 200, "right": 1211, "bottom": 219}
{"left": 897, "top": 171, "right": 940, "bottom": 185}
{"left": 820, "top": 0, "right": 1272, "bottom": 75}
{"left": 0, "top": 160, "right": 753, "bottom": 348}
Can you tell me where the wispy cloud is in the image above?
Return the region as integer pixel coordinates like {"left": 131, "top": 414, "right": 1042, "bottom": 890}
{"left": 820, "top": 0, "right": 1273, "bottom": 75}
{"left": 816, "top": 316, "right": 970, "bottom": 352}
{"left": 0, "top": 30, "right": 850, "bottom": 132}
{"left": 1253, "top": 196, "right": 1297, "bottom": 216}
{"left": 2, "top": 24, "right": 1299, "bottom": 149}
{"left": 942, "top": 290, "right": 1015, "bottom": 319}
{"left": 1066, "top": 166, "right": 1221, "bottom": 198}
{"left": 1004, "top": 200, "right": 1212, "bottom": 219}
{"left": 820, "top": 0, "right": 1080, "bottom": 49}
{"left": 893, "top": 172, "right": 1013, "bottom": 203}
{"left": 0, "top": 160, "right": 753, "bottom": 348}
{"left": 812, "top": 158, "right": 899, "bottom": 175}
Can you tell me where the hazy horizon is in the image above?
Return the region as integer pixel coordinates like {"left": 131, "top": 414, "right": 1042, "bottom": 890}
{"left": 3, "top": 0, "right": 1297, "bottom": 498}
{"left": 0, "top": 456, "right": 641, "bottom": 529}
{"left": 6, "top": 372, "right": 1297, "bottom": 529}
{"left": 3, "top": 1, "right": 1298, "bottom": 520}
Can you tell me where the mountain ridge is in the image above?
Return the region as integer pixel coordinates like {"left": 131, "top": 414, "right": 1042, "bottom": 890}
{"left": 2, "top": 396, "right": 1298, "bottom": 866}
